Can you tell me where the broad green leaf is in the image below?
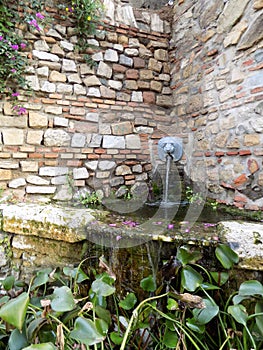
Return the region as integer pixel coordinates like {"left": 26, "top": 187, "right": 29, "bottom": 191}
{"left": 95, "top": 305, "right": 111, "bottom": 325}
{"left": 1, "top": 276, "right": 15, "bottom": 291}
{"left": 63, "top": 267, "right": 89, "bottom": 283}
{"left": 215, "top": 244, "right": 239, "bottom": 269}
{"left": 163, "top": 329, "right": 178, "bottom": 348}
{"left": 119, "top": 293, "right": 137, "bottom": 310}
{"left": 210, "top": 272, "right": 229, "bottom": 286}
{"left": 233, "top": 280, "right": 263, "bottom": 304}
{"left": 70, "top": 317, "right": 105, "bottom": 346}
{"left": 30, "top": 269, "right": 52, "bottom": 291}
{"left": 51, "top": 286, "right": 76, "bottom": 312}
{"left": 110, "top": 332, "right": 123, "bottom": 345}
{"left": 176, "top": 246, "right": 202, "bottom": 265}
{"left": 0, "top": 292, "right": 29, "bottom": 331}
{"left": 27, "top": 318, "right": 47, "bottom": 342}
{"left": 140, "top": 275, "right": 156, "bottom": 292}
{"left": 192, "top": 298, "right": 219, "bottom": 325}
{"left": 8, "top": 328, "right": 28, "bottom": 350}
{"left": 95, "top": 318, "right": 108, "bottom": 336}
{"left": 255, "top": 301, "right": 263, "bottom": 337}
{"left": 22, "top": 343, "right": 56, "bottom": 350}
{"left": 167, "top": 298, "right": 179, "bottom": 311}
{"left": 228, "top": 304, "right": 248, "bottom": 326}
{"left": 186, "top": 318, "right": 205, "bottom": 334}
{"left": 181, "top": 266, "right": 203, "bottom": 292}
{"left": 201, "top": 282, "right": 220, "bottom": 290}
{"left": 91, "top": 279, "right": 115, "bottom": 297}
{"left": 238, "top": 280, "right": 263, "bottom": 297}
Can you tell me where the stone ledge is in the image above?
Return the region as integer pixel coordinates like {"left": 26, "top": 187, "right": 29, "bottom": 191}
{"left": 218, "top": 221, "right": 263, "bottom": 271}
{"left": 1, "top": 203, "right": 97, "bottom": 243}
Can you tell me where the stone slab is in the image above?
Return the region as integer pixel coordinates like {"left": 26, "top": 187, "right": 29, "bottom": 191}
{"left": 218, "top": 221, "right": 263, "bottom": 271}
{"left": 1, "top": 203, "right": 97, "bottom": 243}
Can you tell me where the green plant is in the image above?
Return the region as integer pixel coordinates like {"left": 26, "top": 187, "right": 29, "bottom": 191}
{"left": 0, "top": 245, "right": 262, "bottom": 349}
{"left": 79, "top": 190, "right": 102, "bottom": 207}
{"left": 185, "top": 186, "right": 204, "bottom": 205}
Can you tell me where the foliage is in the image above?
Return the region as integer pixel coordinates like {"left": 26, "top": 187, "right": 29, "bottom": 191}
{"left": 0, "top": 245, "right": 262, "bottom": 349}
{"left": 79, "top": 190, "right": 103, "bottom": 207}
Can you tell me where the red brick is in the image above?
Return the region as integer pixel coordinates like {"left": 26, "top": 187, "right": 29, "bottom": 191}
{"left": 221, "top": 182, "right": 235, "bottom": 190}
{"left": 95, "top": 148, "right": 106, "bottom": 154}
{"left": 88, "top": 154, "right": 99, "bottom": 159}
{"left": 28, "top": 153, "right": 43, "bottom": 159}
{"left": 234, "top": 195, "right": 247, "bottom": 203}
{"left": 226, "top": 151, "right": 239, "bottom": 156}
{"left": 112, "top": 64, "right": 127, "bottom": 73}
{"left": 215, "top": 152, "right": 225, "bottom": 157}
{"left": 45, "top": 153, "right": 58, "bottom": 158}
{"left": 251, "top": 87, "right": 263, "bottom": 94}
{"left": 67, "top": 160, "right": 82, "bottom": 166}
{"left": 143, "top": 91, "right": 156, "bottom": 104}
{"left": 233, "top": 173, "right": 248, "bottom": 186}
{"left": 239, "top": 150, "right": 252, "bottom": 156}
{"left": 247, "top": 158, "right": 259, "bottom": 174}
{"left": 242, "top": 59, "right": 254, "bottom": 66}
{"left": 234, "top": 202, "right": 245, "bottom": 209}
{"left": 126, "top": 69, "right": 139, "bottom": 80}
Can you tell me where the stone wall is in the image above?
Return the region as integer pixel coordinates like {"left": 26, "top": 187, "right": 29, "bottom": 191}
{"left": 0, "top": 0, "right": 172, "bottom": 203}
{"left": 170, "top": 0, "right": 263, "bottom": 210}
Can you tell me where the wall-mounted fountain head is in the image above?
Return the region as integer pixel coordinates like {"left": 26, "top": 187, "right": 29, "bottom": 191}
{"left": 158, "top": 136, "right": 183, "bottom": 161}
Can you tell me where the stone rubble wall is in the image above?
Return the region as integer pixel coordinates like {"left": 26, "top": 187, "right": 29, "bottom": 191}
{"left": 170, "top": 0, "right": 263, "bottom": 210}
{"left": 0, "top": 0, "right": 172, "bottom": 203}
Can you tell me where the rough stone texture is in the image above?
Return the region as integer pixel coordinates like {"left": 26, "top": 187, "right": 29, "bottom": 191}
{"left": 2, "top": 204, "right": 96, "bottom": 243}
{"left": 219, "top": 221, "right": 263, "bottom": 270}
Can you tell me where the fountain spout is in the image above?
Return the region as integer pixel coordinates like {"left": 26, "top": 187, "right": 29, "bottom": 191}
{"left": 158, "top": 136, "right": 183, "bottom": 162}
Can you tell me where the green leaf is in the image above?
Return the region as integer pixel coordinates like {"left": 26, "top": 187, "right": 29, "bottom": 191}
{"left": 119, "top": 293, "right": 137, "bottom": 310}
{"left": 95, "top": 318, "right": 108, "bottom": 336}
{"left": 140, "top": 275, "right": 156, "bottom": 292}
{"left": 95, "top": 305, "right": 111, "bottom": 325}
{"left": 91, "top": 278, "right": 115, "bottom": 297}
{"left": 30, "top": 269, "right": 51, "bottom": 291}
{"left": 233, "top": 280, "right": 263, "bottom": 304}
{"left": 186, "top": 318, "right": 205, "bottom": 333}
{"left": 70, "top": 317, "right": 105, "bottom": 346}
{"left": 0, "top": 292, "right": 29, "bottom": 331}
{"left": 63, "top": 267, "right": 89, "bottom": 283}
{"left": 238, "top": 280, "right": 263, "bottom": 297}
{"left": 215, "top": 244, "right": 239, "bottom": 269}
{"left": 110, "top": 332, "right": 123, "bottom": 345}
{"left": 192, "top": 298, "right": 219, "bottom": 325}
{"left": 176, "top": 246, "right": 202, "bottom": 265}
{"left": 210, "top": 272, "right": 229, "bottom": 286}
{"left": 27, "top": 318, "right": 47, "bottom": 342}
{"left": 255, "top": 301, "right": 263, "bottom": 337}
{"left": 228, "top": 304, "right": 248, "bottom": 326}
{"left": 22, "top": 343, "right": 56, "bottom": 350}
{"left": 8, "top": 328, "right": 28, "bottom": 350}
{"left": 181, "top": 266, "right": 203, "bottom": 292}
{"left": 51, "top": 286, "right": 76, "bottom": 312}
{"left": 1, "top": 276, "right": 15, "bottom": 291}
{"left": 167, "top": 298, "right": 179, "bottom": 311}
{"left": 163, "top": 329, "right": 178, "bottom": 348}
{"left": 201, "top": 282, "right": 220, "bottom": 290}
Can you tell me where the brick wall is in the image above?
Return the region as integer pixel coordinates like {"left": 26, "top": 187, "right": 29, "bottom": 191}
{"left": 170, "top": 0, "right": 263, "bottom": 210}
{"left": 0, "top": 1, "right": 172, "bottom": 203}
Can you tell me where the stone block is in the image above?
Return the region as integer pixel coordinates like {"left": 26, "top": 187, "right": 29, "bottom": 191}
{"left": 148, "top": 58, "right": 162, "bottom": 72}
{"left": 49, "top": 70, "right": 67, "bottom": 82}
{"left": 73, "top": 167, "right": 89, "bottom": 180}
{"left": 0, "top": 169, "right": 12, "bottom": 180}
{"left": 39, "top": 167, "right": 69, "bottom": 177}
{"left": 29, "top": 111, "right": 48, "bottom": 128}
{"left": 26, "top": 186, "right": 56, "bottom": 194}
{"left": 20, "top": 161, "right": 39, "bottom": 172}
{"left": 97, "top": 61, "right": 112, "bottom": 79}
{"left": 103, "top": 135, "right": 125, "bottom": 149}
{"left": 104, "top": 49, "right": 119, "bottom": 62}
{"left": 44, "top": 129, "right": 71, "bottom": 147}
{"left": 126, "top": 134, "right": 141, "bottom": 149}
{"left": 2, "top": 129, "right": 24, "bottom": 145}
{"left": 0, "top": 115, "right": 27, "bottom": 128}
{"left": 27, "top": 130, "right": 44, "bottom": 145}
{"left": 26, "top": 175, "right": 50, "bottom": 185}
{"left": 9, "top": 178, "right": 26, "bottom": 188}
{"left": 244, "top": 134, "right": 260, "bottom": 146}
{"left": 111, "top": 121, "right": 133, "bottom": 135}
{"left": 71, "top": 133, "right": 86, "bottom": 147}
{"left": 131, "top": 91, "right": 143, "bottom": 102}
{"left": 154, "top": 49, "right": 168, "bottom": 62}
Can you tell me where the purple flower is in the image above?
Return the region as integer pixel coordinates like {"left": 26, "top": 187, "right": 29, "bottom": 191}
{"left": 109, "top": 223, "right": 117, "bottom": 227}
{"left": 11, "top": 92, "right": 19, "bottom": 97}
{"left": 154, "top": 221, "right": 163, "bottom": 225}
{"left": 29, "top": 19, "right": 41, "bottom": 31}
{"left": 36, "top": 12, "right": 45, "bottom": 19}
{"left": 11, "top": 44, "right": 19, "bottom": 50}
{"left": 167, "top": 223, "right": 174, "bottom": 229}
{"left": 116, "top": 235, "right": 122, "bottom": 241}
{"left": 20, "top": 43, "right": 26, "bottom": 49}
{"left": 185, "top": 228, "right": 190, "bottom": 233}
{"left": 204, "top": 223, "right": 216, "bottom": 228}
{"left": 0, "top": 36, "right": 3, "bottom": 41}
{"left": 18, "top": 107, "right": 27, "bottom": 115}
{"left": 11, "top": 69, "right": 17, "bottom": 73}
